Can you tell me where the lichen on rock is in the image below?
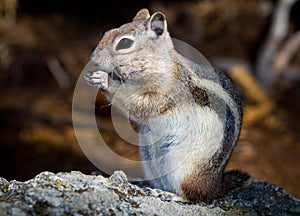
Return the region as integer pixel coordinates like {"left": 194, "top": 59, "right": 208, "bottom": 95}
{"left": 0, "top": 171, "right": 299, "bottom": 215}
{"left": 0, "top": 171, "right": 223, "bottom": 215}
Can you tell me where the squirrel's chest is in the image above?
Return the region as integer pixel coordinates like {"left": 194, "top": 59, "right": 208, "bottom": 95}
{"left": 139, "top": 105, "right": 224, "bottom": 162}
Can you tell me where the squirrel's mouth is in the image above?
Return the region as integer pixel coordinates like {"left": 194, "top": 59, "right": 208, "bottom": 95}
{"left": 108, "top": 71, "right": 124, "bottom": 84}
{"left": 84, "top": 68, "right": 124, "bottom": 88}
{"left": 85, "top": 59, "right": 125, "bottom": 84}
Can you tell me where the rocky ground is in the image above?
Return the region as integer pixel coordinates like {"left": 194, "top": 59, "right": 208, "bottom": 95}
{"left": 0, "top": 171, "right": 299, "bottom": 215}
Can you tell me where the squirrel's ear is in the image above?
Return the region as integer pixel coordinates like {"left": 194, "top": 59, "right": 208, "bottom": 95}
{"left": 133, "top": 8, "right": 150, "bottom": 21}
{"left": 149, "top": 12, "right": 167, "bottom": 37}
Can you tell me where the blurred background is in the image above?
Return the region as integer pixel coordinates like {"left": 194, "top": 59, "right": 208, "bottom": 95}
{"left": 0, "top": 0, "right": 299, "bottom": 198}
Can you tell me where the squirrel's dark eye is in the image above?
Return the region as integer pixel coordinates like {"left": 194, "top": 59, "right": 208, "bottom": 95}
{"left": 115, "top": 38, "right": 134, "bottom": 51}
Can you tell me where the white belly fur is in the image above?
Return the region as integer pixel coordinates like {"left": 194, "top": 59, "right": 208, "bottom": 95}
{"left": 140, "top": 105, "right": 224, "bottom": 194}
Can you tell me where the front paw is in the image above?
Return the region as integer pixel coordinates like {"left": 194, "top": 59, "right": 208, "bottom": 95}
{"left": 84, "top": 69, "right": 109, "bottom": 90}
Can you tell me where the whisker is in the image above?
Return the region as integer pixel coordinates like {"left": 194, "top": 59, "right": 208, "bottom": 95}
{"left": 95, "top": 102, "right": 113, "bottom": 110}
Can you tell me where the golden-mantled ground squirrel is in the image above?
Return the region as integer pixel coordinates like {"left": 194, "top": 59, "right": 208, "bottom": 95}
{"left": 84, "top": 9, "right": 244, "bottom": 203}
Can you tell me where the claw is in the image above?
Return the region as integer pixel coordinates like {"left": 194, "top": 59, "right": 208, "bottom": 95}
{"left": 84, "top": 70, "right": 109, "bottom": 90}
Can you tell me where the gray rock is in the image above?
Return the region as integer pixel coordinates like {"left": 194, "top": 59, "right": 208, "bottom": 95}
{"left": 0, "top": 171, "right": 299, "bottom": 215}
{"left": 0, "top": 171, "right": 222, "bottom": 215}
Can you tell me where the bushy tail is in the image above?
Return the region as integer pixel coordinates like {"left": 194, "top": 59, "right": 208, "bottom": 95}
{"left": 221, "top": 170, "right": 250, "bottom": 196}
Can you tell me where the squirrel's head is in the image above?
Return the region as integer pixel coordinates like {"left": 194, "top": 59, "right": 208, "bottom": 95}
{"left": 90, "top": 9, "right": 176, "bottom": 89}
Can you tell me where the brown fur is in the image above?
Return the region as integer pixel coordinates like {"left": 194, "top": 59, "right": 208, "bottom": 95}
{"left": 181, "top": 166, "right": 222, "bottom": 203}
{"left": 189, "top": 85, "right": 210, "bottom": 107}
{"left": 128, "top": 92, "right": 176, "bottom": 121}
{"left": 133, "top": 8, "right": 150, "bottom": 21}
